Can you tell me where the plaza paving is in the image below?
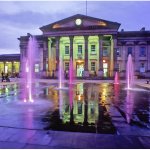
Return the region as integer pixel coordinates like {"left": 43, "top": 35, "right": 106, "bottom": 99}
{"left": 0, "top": 78, "right": 149, "bottom": 149}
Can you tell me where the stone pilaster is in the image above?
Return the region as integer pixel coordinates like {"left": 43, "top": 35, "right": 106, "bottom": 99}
{"left": 55, "top": 37, "right": 60, "bottom": 71}
{"left": 134, "top": 41, "right": 139, "bottom": 76}
{"left": 12, "top": 61, "right": 14, "bottom": 74}
{"left": 98, "top": 35, "right": 103, "bottom": 77}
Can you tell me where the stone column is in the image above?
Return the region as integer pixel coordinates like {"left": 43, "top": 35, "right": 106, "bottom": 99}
{"left": 98, "top": 35, "right": 103, "bottom": 77}
{"left": 109, "top": 35, "right": 117, "bottom": 77}
{"left": 4, "top": 62, "right": 6, "bottom": 73}
{"left": 48, "top": 38, "right": 52, "bottom": 77}
{"left": 69, "top": 36, "right": 74, "bottom": 59}
{"left": 55, "top": 36, "right": 60, "bottom": 77}
{"left": 84, "top": 35, "right": 89, "bottom": 77}
{"left": 113, "top": 35, "right": 117, "bottom": 75}
{"left": 43, "top": 38, "right": 48, "bottom": 74}
{"left": 120, "top": 42, "right": 126, "bottom": 78}
{"left": 12, "top": 61, "right": 14, "bottom": 76}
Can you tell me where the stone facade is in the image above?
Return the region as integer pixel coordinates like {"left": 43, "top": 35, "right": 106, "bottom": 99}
{"left": 18, "top": 14, "right": 150, "bottom": 78}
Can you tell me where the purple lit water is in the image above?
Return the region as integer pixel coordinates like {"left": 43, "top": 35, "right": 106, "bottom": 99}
{"left": 125, "top": 90, "right": 134, "bottom": 124}
{"left": 114, "top": 72, "right": 119, "bottom": 84}
{"left": 126, "top": 54, "right": 134, "bottom": 89}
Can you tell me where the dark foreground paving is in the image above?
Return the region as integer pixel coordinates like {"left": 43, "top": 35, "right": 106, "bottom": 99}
{"left": 0, "top": 127, "right": 149, "bottom": 149}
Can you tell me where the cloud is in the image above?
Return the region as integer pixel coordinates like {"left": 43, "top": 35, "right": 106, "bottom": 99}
{"left": 0, "top": 1, "right": 150, "bottom": 54}
{"left": 0, "top": 1, "right": 85, "bottom": 15}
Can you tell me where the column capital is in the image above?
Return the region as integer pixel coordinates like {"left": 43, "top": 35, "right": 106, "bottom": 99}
{"left": 84, "top": 35, "right": 89, "bottom": 41}
{"left": 55, "top": 36, "right": 60, "bottom": 41}
{"left": 69, "top": 36, "right": 74, "bottom": 40}
{"left": 98, "top": 35, "right": 103, "bottom": 40}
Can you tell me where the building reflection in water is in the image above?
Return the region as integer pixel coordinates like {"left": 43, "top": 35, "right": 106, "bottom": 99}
{"left": 125, "top": 90, "right": 134, "bottom": 124}
{"left": 46, "top": 83, "right": 115, "bottom": 126}
{"left": 57, "top": 83, "right": 100, "bottom": 125}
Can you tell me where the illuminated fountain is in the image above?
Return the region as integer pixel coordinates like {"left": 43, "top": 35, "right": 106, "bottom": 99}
{"left": 69, "top": 57, "right": 74, "bottom": 84}
{"left": 58, "top": 57, "right": 64, "bottom": 89}
{"left": 126, "top": 54, "right": 134, "bottom": 90}
{"left": 114, "top": 72, "right": 119, "bottom": 84}
{"left": 23, "top": 36, "right": 37, "bottom": 102}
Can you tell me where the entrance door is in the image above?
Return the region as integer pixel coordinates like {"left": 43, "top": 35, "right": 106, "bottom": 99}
{"left": 76, "top": 62, "right": 84, "bottom": 77}
{"left": 103, "top": 63, "right": 108, "bottom": 77}
{"left": 5, "top": 65, "right": 8, "bottom": 73}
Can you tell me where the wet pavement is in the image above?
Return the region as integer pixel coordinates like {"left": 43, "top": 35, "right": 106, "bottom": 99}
{"left": 0, "top": 79, "right": 149, "bottom": 148}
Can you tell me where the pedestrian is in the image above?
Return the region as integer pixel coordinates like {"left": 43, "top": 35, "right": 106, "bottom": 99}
{"left": 1, "top": 71, "right": 4, "bottom": 82}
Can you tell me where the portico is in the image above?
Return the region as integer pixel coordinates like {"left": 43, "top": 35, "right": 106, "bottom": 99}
{"left": 46, "top": 35, "right": 115, "bottom": 78}
{"left": 38, "top": 14, "right": 120, "bottom": 78}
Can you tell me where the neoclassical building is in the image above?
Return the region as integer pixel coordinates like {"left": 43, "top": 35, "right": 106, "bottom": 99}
{"left": 18, "top": 14, "right": 150, "bottom": 78}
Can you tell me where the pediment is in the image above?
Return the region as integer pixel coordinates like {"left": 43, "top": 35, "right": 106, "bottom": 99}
{"left": 40, "top": 14, "right": 121, "bottom": 32}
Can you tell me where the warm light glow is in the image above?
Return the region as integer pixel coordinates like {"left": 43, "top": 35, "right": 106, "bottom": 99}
{"left": 98, "top": 21, "right": 107, "bottom": 26}
{"left": 53, "top": 24, "right": 60, "bottom": 29}
{"left": 103, "top": 60, "right": 106, "bottom": 63}
{"left": 77, "top": 60, "right": 83, "bottom": 63}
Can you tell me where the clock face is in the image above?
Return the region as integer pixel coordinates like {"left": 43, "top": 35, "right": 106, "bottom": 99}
{"left": 75, "top": 19, "right": 82, "bottom": 25}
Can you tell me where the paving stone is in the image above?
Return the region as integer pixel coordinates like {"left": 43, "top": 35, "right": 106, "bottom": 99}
{"left": 138, "top": 136, "right": 150, "bottom": 148}
{"left": 24, "top": 143, "right": 51, "bottom": 149}
{"left": 114, "top": 135, "right": 144, "bottom": 149}
{"left": 0, "top": 141, "right": 25, "bottom": 149}
{"left": 49, "top": 131, "right": 76, "bottom": 148}
{"left": 71, "top": 133, "right": 97, "bottom": 148}
{"left": 27, "top": 131, "right": 52, "bottom": 145}
{"left": 0, "top": 128, "right": 20, "bottom": 142}
{"left": 7, "top": 129, "right": 36, "bottom": 143}
{"left": 95, "top": 134, "right": 117, "bottom": 148}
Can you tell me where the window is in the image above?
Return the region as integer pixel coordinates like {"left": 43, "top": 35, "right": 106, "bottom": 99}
{"left": 139, "top": 47, "right": 146, "bottom": 57}
{"left": 128, "top": 47, "right": 132, "bottom": 55}
{"left": 103, "top": 48, "right": 109, "bottom": 56}
{"left": 35, "top": 64, "right": 39, "bottom": 72}
{"left": 65, "top": 62, "right": 69, "bottom": 71}
{"left": 77, "top": 102, "right": 83, "bottom": 114}
{"left": 116, "top": 48, "right": 121, "bottom": 56}
{"left": 91, "top": 62, "right": 96, "bottom": 71}
{"left": 140, "top": 63, "right": 145, "bottom": 73}
{"left": 78, "top": 45, "right": 82, "bottom": 54}
{"left": 65, "top": 46, "right": 69, "bottom": 55}
{"left": 91, "top": 45, "right": 96, "bottom": 53}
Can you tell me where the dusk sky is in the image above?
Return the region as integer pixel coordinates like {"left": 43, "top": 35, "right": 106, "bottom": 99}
{"left": 0, "top": 1, "right": 150, "bottom": 54}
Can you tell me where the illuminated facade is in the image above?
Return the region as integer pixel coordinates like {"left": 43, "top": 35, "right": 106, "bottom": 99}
{"left": 0, "top": 54, "right": 20, "bottom": 77}
{"left": 19, "top": 14, "right": 150, "bottom": 78}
